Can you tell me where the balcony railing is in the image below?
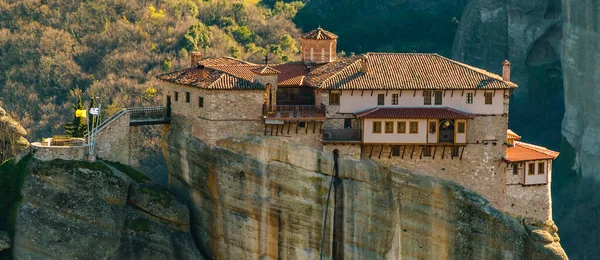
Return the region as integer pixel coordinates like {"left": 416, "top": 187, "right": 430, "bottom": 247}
{"left": 263, "top": 104, "right": 326, "bottom": 120}
{"left": 322, "top": 129, "right": 362, "bottom": 142}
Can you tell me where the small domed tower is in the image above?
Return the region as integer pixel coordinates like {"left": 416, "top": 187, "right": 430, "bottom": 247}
{"left": 300, "top": 27, "right": 338, "bottom": 64}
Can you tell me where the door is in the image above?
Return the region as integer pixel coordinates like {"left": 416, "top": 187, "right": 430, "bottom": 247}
{"left": 166, "top": 95, "right": 172, "bottom": 116}
{"left": 439, "top": 120, "right": 455, "bottom": 143}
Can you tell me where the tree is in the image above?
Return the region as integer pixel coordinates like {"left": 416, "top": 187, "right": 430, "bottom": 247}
{"left": 63, "top": 96, "right": 88, "bottom": 138}
{"left": 181, "top": 22, "right": 211, "bottom": 51}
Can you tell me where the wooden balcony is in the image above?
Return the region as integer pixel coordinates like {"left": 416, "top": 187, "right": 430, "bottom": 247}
{"left": 322, "top": 129, "right": 362, "bottom": 143}
{"left": 263, "top": 104, "right": 326, "bottom": 121}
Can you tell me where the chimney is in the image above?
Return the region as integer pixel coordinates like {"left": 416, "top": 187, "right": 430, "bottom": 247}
{"left": 502, "top": 60, "right": 511, "bottom": 81}
{"left": 190, "top": 51, "right": 202, "bottom": 67}
{"left": 195, "top": 64, "right": 206, "bottom": 79}
{"left": 361, "top": 55, "right": 368, "bottom": 74}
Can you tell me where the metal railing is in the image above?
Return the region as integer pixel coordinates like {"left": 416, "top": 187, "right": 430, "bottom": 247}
{"left": 263, "top": 104, "right": 326, "bottom": 119}
{"left": 128, "top": 106, "right": 170, "bottom": 123}
{"left": 322, "top": 129, "right": 362, "bottom": 142}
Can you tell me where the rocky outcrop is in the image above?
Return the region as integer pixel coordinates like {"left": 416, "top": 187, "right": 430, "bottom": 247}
{"left": 162, "top": 122, "right": 567, "bottom": 259}
{"left": 0, "top": 230, "right": 9, "bottom": 251}
{"left": 0, "top": 107, "right": 29, "bottom": 162}
{"left": 561, "top": 0, "right": 600, "bottom": 178}
{"left": 12, "top": 159, "right": 202, "bottom": 259}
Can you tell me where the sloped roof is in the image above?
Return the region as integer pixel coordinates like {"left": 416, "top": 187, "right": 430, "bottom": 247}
{"left": 207, "top": 63, "right": 311, "bottom": 87}
{"left": 157, "top": 66, "right": 263, "bottom": 90}
{"left": 199, "top": 56, "right": 254, "bottom": 66}
{"left": 305, "top": 53, "right": 518, "bottom": 90}
{"left": 301, "top": 28, "right": 338, "bottom": 40}
{"left": 251, "top": 66, "right": 281, "bottom": 75}
{"left": 507, "top": 129, "right": 521, "bottom": 141}
{"left": 504, "top": 141, "right": 560, "bottom": 163}
{"left": 355, "top": 107, "right": 474, "bottom": 119}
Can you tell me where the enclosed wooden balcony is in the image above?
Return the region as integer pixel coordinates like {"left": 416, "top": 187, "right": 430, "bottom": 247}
{"left": 263, "top": 104, "right": 326, "bottom": 121}
{"left": 322, "top": 129, "right": 362, "bottom": 143}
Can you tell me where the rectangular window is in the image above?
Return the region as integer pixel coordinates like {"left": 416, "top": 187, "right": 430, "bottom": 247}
{"left": 466, "top": 93, "right": 473, "bottom": 104}
{"left": 457, "top": 122, "right": 465, "bottom": 133}
{"left": 429, "top": 121, "right": 436, "bottom": 134}
{"left": 344, "top": 119, "right": 352, "bottom": 129}
{"left": 377, "top": 94, "right": 385, "bottom": 106}
{"left": 373, "top": 121, "right": 382, "bottom": 133}
{"left": 397, "top": 122, "right": 406, "bottom": 133}
{"left": 299, "top": 122, "right": 306, "bottom": 128}
{"left": 434, "top": 91, "right": 442, "bottom": 105}
{"left": 392, "top": 94, "right": 399, "bottom": 105}
{"left": 451, "top": 146, "right": 459, "bottom": 157}
{"left": 329, "top": 92, "right": 340, "bottom": 105}
{"left": 423, "top": 146, "right": 432, "bottom": 157}
{"left": 528, "top": 163, "right": 535, "bottom": 175}
{"left": 513, "top": 164, "right": 519, "bottom": 175}
{"left": 538, "top": 162, "right": 545, "bottom": 174}
{"left": 392, "top": 146, "right": 400, "bottom": 156}
{"left": 485, "top": 92, "right": 493, "bottom": 105}
{"left": 174, "top": 91, "right": 179, "bottom": 101}
{"left": 185, "top": 92, "right": 191, "bottom": 103}
{"left": 409, "top": 122, "right": 418, "bottom": 134}
{"left": 423, "top": 91, "right": 432, "bottom": 105}
{"left": 198, "top": 96, "right": 204, "bottom": 108}
{"left": 385, "top": 121, "right": 394, "bottom": 133}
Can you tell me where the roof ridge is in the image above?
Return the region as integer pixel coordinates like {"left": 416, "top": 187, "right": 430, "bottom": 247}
{"left": 514, "top": 141, "right": 559, "bottom": 158}
{"left": 318, "top": 57, "right": 363, "bottom": 88}
{"left": 434, "top": 54, "right": 518, "bottom": 88}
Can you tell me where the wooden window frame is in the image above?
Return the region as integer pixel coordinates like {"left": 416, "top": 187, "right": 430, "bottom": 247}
{"left": 409, "top": 121, "right": 419, "bottom": 134}
{"left": 372, "top": 121, "right": 382, "bottom": 134}
{"left": 423, "top": 91, "right": 432, "bottom": 105}
{"left": 377, "top": 94, "right": 385, "bottom": 106}
{"left": 344, "top": 118, "right": 352, "bottom": 129}
{"left": 198, "top": 96, "right": 204, "bottom": 108}
{"left": 329, "top": 92, "right": 340, "bottom": 105}
{"left": 484, "top": 92, "right": 493, "bottom": 105}
{"left": 466, "top": 93, "right": 473, "bottom": 104}
{"left": 384, "top": 121, "right": 394, "bottom": 133}
{"left": 397, "top": 122, "right": 406, "bottom": 133}
{"left": 392, "top": 94, "right": 399, "bottom": 105}
{"left": 457, "top": 122, "right": 466, "bottom": 133}
{"left": 423, "top": 146, "right": 432, "bottom": 157}
{"left": 429, "top": 121, "right": 436, "bottom": 134}
{"left": 434, "top": 91, "right": 442, "bottom": 105}
{"left": 528, "top": 163, "right": 535, "bottom": 175}
{"left": 538, "top": 162, "right": 545, "bottom": 174}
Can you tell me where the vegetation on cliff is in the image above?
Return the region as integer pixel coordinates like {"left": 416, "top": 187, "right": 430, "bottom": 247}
{"left": 0, "top": 154, "right": 31, "bottom": 259}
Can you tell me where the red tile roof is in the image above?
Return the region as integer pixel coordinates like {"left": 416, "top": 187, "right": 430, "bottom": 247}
{"left": 504, "top": 141, "right": 559, "bottom": 162}
{"left": 301, "top": 28, "right": 338, "bottom": 40}
{"left": 305, "top": 53, "right": 518, "bottom": 90}
{"left": 251, "top": 66, "right": 281, "bottom": 75}
{"left": 207, "top": 63, "right": 311, "bottom": 87}
{"left": 355, "top": 107, "right": 475, "bottom": 119}
{"left": 157, "top": 66, "right": 263, "bottom": 90}
{"left": 507, "top": 129, "right": 521, "bottom": 141}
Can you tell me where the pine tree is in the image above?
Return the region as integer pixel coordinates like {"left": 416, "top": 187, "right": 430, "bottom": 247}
{"left": 64, "top": 97, "right": 88, "bottom": 138}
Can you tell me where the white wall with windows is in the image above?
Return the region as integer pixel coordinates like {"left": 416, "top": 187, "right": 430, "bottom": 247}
{"left": 363, "top": 118, "right": 427, "bottom": 144}
{"left": 524, "top": 159, "right": 550, "bottom": 185}
{"left": 338, "top": 89, "right": 505, "bottom": 115}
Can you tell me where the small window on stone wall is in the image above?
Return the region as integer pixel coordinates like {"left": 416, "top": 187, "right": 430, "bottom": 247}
{"left": 175, "top": 91, "right": 179, "bottom": 101}
{"left": 513, "top": 164, "right": 518, "bottom": 175}
{"left": 299, "top": 122, "right": 306, "bottom": 128}
{"left": 198, "top": 96, "right": 204, "bottom": 108}
{"left": 392, "top": 146, "right": 400, "bottom": 156}
{"left": 538, "top": 162, "right": 545, "bottom": 174}
{"left": 185, "top": 92, "right": 191, "bottom": 103}
{"left": 329, "top": 93, "right": 340, "bottom": 105}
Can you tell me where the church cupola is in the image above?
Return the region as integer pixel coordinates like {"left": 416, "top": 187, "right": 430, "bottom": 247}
{"left": 300, "top": 27, "right": 338, "bottom": 64}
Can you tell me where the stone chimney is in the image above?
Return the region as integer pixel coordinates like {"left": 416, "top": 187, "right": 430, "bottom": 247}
{"left": 190, "top": 51, "right": 202, "bottom": 67}
{"left": 502, "top": 60, "right": 511, "bottom": 81}
{"left": 361, "top": 55, "right": 369, "bottom": 74}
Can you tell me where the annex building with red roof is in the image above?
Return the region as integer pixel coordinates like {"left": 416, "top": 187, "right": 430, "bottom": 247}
{"left": 158, "top": 28, "right": 558, "bottom": 222}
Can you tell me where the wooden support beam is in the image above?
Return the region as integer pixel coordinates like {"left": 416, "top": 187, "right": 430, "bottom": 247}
{"left": 493, "top": 90, "right": 496, "bottom": 97}
{"left": 413, "top": 90, "right": 417, "bottom": 97}
{"left": 369, "top": 145, "right": 374, "bottom": 158}
{"left": 313, "top": 121, "right": 316, "bottom": 133}
{"left": 474, "top": 90, "right": 477, "bottom": 97}
{"left": 401, "top": 145, "right": 406, "bottom": 159}
{"left": 275, "top": 125, "right": 279, "bottom": 136}
{"left": 410, "top": 145, "right": 415, "bottom": 159}
{"left": 441, "top": 146, "right": 446, "bottom": 159}
{"left": 270, "top": 125, "right": 274, "bottom": 136}
{"left": 399, "top": 90, "right": 402, "bottom": 97}
{"left": 318, "top": 122, "right": 323, "bottom": 133}
{"left": 451, "top": 90, "right": 454, "bottom": 97}
{"left": 371, "top": 90, "right": 374, "bottom": 96}
{"left": 386, "top": 90, "right": 389, "bottom": 96}
{"left": 351, "top": 90, "right": 354, "bottom": 96}
{"left": 388, "top": 146, "right": 393, "bottom": 159}
{"left": 419, "top": 145, "right": 424, "bottom": 159}
{"left": 287, "top": 123, "right": 291, "bottom": 134}
{"left": 451, "top": 146, "right": 454, "bottom": 160}
{"left": 443, "top": 90, "right": 447, "bottom": 97}
{"left": 264, "top": 124, "right": 268, "bottom": 135}
{"left": 281, "top": 123, "right": 284, "bottom": 135}
{"left": 460, "top": 146, "right": 465, "bottom": 160}
{"left": 432, "top": 145, "right": 437, "bottom": 159}
{"left": 305, "top": 122, "right": 308, "bottom": 134}
{"left": 361, "top": 90, "right": 364, "bottom": 97}
{"left": 296, "top": 123, "right": 299, "bottom": 134}
{"left": 378, "top": 145, "right": 383, "bottom": 159}
{"left": 461, "top": 90, "right": 464, "bottom": 97}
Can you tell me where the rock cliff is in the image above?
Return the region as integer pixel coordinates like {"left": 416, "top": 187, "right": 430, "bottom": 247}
{"left": 162, "top": 122, "right": 567, "bottom": 259}
{"left": 0, "top": 107, "right": 29, "bottom": 162}
{"left": 7, "top": 158, "right": 202, "bottom": 259}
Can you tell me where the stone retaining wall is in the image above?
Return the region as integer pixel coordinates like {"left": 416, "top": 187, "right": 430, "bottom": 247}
{"left": 31, "top": 143, "right": 86, "bottom": 161}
